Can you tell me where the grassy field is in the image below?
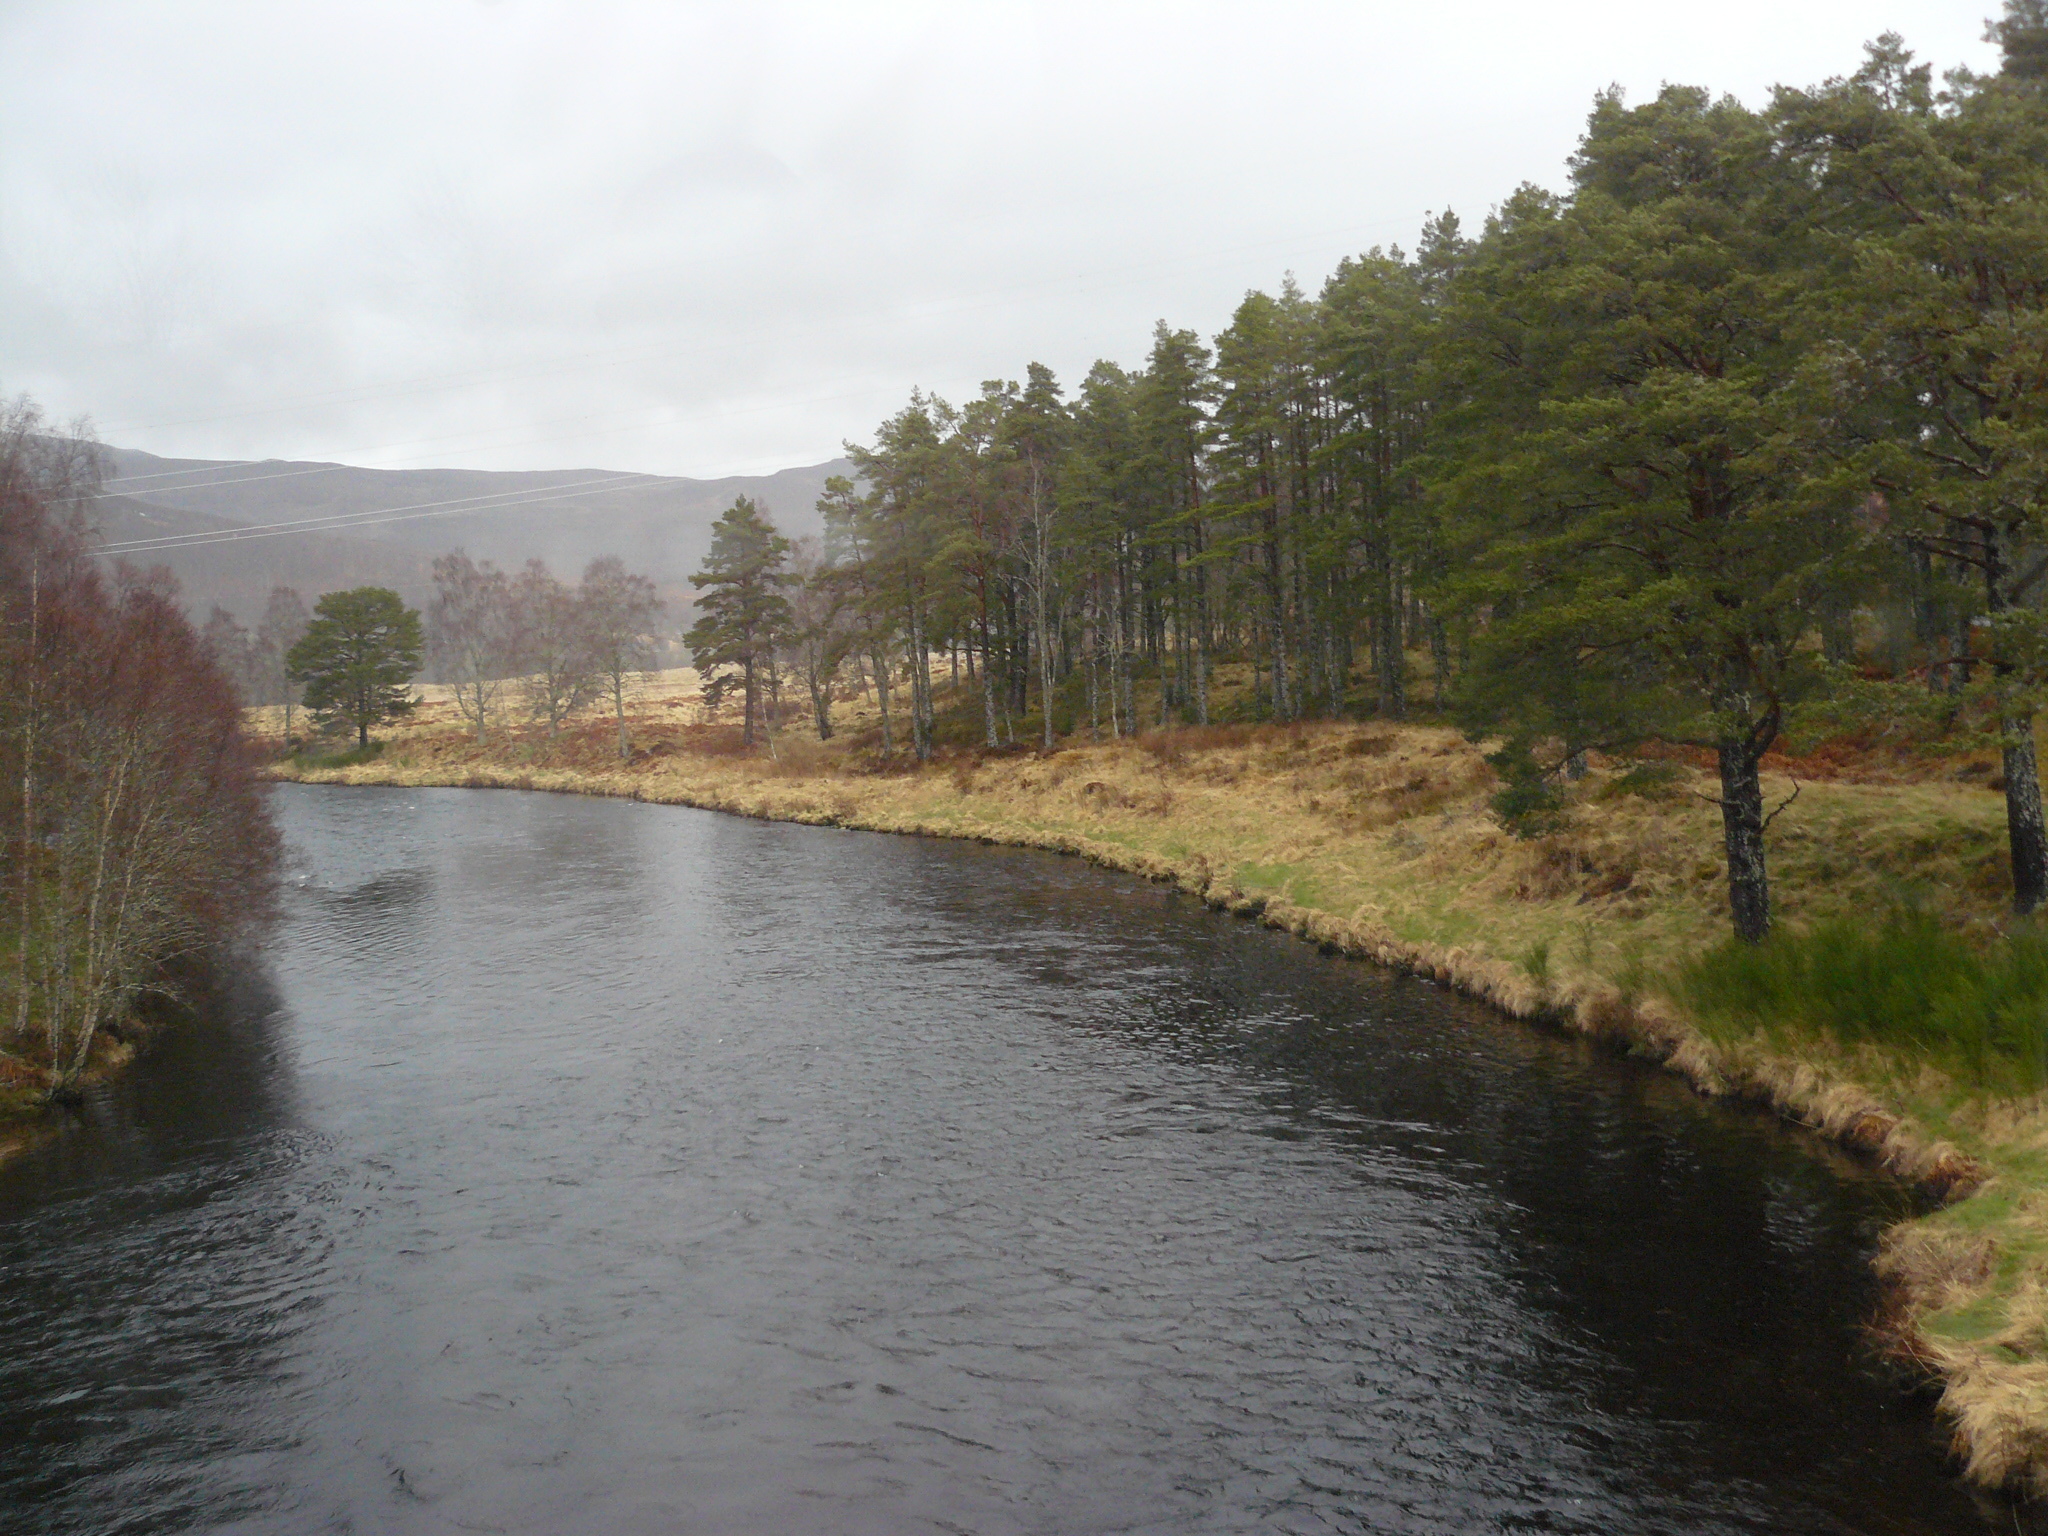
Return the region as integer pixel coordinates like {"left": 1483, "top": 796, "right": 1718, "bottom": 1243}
{"left": 262, "top": 662, "right": 2048, "bottom": 1490}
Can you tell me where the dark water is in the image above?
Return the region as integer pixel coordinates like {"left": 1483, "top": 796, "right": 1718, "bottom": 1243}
{"left": 0, "top": 785, "right": 2026, "bottom": 1534}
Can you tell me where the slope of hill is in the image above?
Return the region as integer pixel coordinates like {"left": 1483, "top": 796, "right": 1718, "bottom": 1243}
{"left": 95, "top": 448, "right": 852, "bottom": 622}
{"left": 92, "top": 492, "right": 434, "bottom": 619}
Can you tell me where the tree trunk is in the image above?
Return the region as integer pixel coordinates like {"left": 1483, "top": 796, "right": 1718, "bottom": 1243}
{"left": 1087, "top": 638, "right": 1100, "bottom": 742}
{"left": 614, "top": 676, "right": 630, "bottom": 759}
{"left": 1718, "top": 736, "right": 1771, "bottom": 944}
{"left": 16, "top": 559, "right": 39, "bottom": 1037}
{"left": 1036, "top": 590, "right": 1055, "bottom": 753}
{"left": 981, "top": 626, "right": 999, "bottom": 748}
{"left": 871, "top": 647, "right": 893, "bottom": 755}
{"left": 1117, "top": 585, "right": 1134, "bottom": 734}
{"left": 760, "top": 664, "right": 780, "bottom": 762}
{"left": 908, "top": 606, "right": 933, "bottom": 762}
{"left": 808, "top": 662, "right": 833, "bottom": 741}
{"left": 1948, "top": 616, "right": 1970, "bottom": 695}
{"left": 2004, "top": 714, "right": 2048, "bottom": 915}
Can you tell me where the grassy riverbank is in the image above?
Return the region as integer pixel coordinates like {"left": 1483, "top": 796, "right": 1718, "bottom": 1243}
{"left": 267, "top": 672, "right": 2048, "bottom": 1491}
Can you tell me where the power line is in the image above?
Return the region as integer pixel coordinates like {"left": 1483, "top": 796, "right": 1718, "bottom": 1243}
{"left": 98, "top": 471, "right": 672, "bottom": 555}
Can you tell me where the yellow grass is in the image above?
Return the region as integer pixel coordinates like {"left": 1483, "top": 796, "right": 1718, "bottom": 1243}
{"left": 263, "top": 670, "right": 2048, "bottom": 1490}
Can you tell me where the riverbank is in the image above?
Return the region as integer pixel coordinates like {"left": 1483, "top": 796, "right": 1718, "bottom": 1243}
{"left": 270, "top": 690, "right": 2048, "bottom": 1491}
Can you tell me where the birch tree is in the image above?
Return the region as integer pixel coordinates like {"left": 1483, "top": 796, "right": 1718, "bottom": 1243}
{"left": 581, "top": 555, "right": 665, "bottom": 758}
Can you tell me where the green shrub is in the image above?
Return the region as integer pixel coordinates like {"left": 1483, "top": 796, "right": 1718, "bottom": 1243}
{"left": 1678, "top": 911, "right": 2048, "bottom": 1089}
{"left": 1486, "top": 740, "right": 1568, "bottom": 838}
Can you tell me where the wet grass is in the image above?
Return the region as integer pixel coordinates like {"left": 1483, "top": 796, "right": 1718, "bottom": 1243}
{"left": 1680, "top": 914, "right": 2048, "bottom": 1093}
{"left": 290, "top": 740, "right": 386, "bottom": 772}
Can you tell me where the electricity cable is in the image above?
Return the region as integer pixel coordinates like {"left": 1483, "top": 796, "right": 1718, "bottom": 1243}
{"left": 98, "top": 471, "right": 670, "bottom": 554}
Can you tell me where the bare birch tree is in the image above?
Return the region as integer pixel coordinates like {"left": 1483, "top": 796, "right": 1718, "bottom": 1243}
{"left": 511, "top": 559, "right": 599, "bottom": 737}
{"left": 428, "top": 551, "right": 518, "bottom": 743}
{"left": 580, "top": 555, "right": 665, "bottom": 758}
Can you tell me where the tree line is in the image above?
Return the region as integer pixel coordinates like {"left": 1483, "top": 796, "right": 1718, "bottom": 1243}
{"left": 203, "top": 553, "right": 668, "bottom": 759}
{"left": 688, "top": 7, "right": 2048, "bottom": 945}
{"left": 0, "top": 401, "right": 278, "bottom": 1096}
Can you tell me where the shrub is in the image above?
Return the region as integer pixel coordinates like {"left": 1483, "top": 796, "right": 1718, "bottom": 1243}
{"left": 1485, "top": 740, "right": 1568, "bottom": 838}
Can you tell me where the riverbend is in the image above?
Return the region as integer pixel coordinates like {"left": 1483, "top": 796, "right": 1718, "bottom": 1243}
{"left": 0, "top": 785, "right": 2021, "bottom": 1533}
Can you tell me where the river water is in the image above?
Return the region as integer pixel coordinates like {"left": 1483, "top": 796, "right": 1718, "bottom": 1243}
{"left": 0, "top": 784, "right": 2026, "bottom": 1533}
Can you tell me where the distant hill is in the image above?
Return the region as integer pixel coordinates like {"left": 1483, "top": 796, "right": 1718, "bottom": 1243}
{"left": 92, "top": 447, "right": 853, "bottom": 623}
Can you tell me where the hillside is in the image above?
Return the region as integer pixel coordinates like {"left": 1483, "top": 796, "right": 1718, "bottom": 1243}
{"left": 93, "top": 447, "right": 853, "bottom": 621}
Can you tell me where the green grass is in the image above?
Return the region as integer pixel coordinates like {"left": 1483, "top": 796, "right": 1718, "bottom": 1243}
{"left": 1678, "top": 910, "right": 2048, "bottom": 1090}
{"left": 290, "top": 740, "right": 386, "bottom": 771}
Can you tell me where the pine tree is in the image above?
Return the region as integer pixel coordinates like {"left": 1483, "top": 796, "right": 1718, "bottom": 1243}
{"left": 286, "top": 587, "right": 423, "bottom": 749}
{"left": 1777, "top": 28, "right": 2048, "bottom": 911}
{"left": 1433, "top": 86, "right": 1863, "bottom": 942}
{"left": 687, "top": 497, "right": 794, "bottom": 747}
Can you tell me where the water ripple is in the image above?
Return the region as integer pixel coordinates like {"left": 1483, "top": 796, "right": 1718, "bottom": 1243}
{"left": 0, "top": 785, "right": 2014, "bottom": 1534}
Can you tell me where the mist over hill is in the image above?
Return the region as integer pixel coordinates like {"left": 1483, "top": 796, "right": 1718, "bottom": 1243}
{"left": 93, "top": 447, "right": 851, "bottom": 623}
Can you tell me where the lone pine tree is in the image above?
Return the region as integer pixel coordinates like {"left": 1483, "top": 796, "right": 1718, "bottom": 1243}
{"left": 288, "top": 587, "right": 423, "bottom": 749}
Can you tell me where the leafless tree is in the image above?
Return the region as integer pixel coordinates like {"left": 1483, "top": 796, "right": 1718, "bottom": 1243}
{"left": 512, "top": 558, "right": 598, "bottom": 737}
{"left": 200, "top": 606, "right": 255, "bottom": 700}
{"left": 255, "top": 585, "right": 309, "bottom": 741}
{"left": 784, "top": 537, "right": 856, "bottom": 741}
{"left": 428, "top": 550, "right": 518, "bottom": 743}
{"left": 580, "top": 555, "right": 664, "bottom": 758}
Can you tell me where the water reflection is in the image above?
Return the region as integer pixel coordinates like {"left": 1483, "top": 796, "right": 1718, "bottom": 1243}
{"left": 0, "top": 785, "right": 2025, "bottom": 1534}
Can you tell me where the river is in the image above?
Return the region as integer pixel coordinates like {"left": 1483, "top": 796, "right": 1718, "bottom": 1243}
{"left": 0, "top": 784, "right": 2024, "bottom": 1533}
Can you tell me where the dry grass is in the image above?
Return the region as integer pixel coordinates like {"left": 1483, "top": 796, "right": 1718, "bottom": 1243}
{"left": 261, "top": 671, "right": 2048, "bottom": 1491}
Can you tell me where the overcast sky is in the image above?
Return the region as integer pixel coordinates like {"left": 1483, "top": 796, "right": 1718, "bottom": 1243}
{"left": 0, "top": 0, "right": 2004, "bottom": 480}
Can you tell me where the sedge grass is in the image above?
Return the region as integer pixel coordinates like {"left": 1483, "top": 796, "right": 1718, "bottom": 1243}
{"left": 1681, "top": 913, "right": 2048, "bottom": 1093}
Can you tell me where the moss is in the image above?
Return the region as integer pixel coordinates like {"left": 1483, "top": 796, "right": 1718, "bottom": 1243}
{"left": 1931, "top": 1297, "right": 2011, "bottom": 1343}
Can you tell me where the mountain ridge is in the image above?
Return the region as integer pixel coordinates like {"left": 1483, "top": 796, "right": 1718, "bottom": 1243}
{"left": 95, "top": 446, "right": 852, "bottom": 622}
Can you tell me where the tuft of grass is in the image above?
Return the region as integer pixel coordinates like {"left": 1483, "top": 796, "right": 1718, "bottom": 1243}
{"left": 1678, "top": 911, "right": 2048, "bottom": 1090}
{"left": 291, "top": 740, "right": 386, "bottom": 770}
{"left": 1520, "top": 937, "right": 1552, "bottom": 983}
